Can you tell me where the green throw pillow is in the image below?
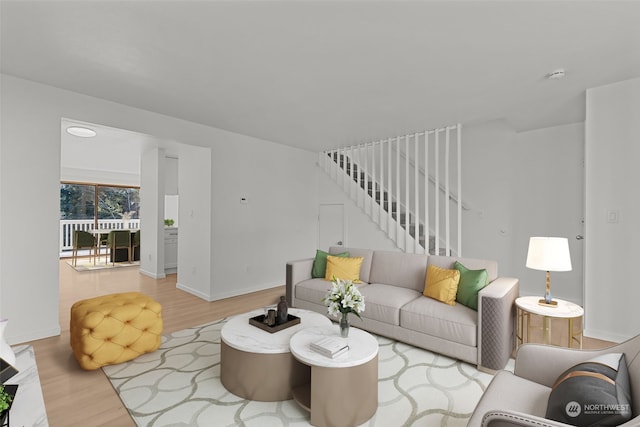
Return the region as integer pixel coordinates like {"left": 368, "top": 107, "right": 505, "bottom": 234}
{"left": 311, "top": 250, "right": 349, "bottom": 278}
{"left": 454, "top": 261, "right": 489, "bottom": 310}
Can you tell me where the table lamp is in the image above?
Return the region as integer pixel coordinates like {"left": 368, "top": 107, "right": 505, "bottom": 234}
{"left": 525, "top": 237, "right": 572, "bottom": 307}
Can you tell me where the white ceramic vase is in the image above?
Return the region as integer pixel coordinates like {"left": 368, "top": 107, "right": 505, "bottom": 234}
{"left": 0, "top": 318, "right": 16, "bottom": 367}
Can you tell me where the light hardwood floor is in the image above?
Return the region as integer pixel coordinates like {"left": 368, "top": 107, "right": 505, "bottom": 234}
{"left": 28, "top": 259, "right": 284, "bottom": 427}
{"left": 25, "top": 259, "right": 613, "bottom": 426}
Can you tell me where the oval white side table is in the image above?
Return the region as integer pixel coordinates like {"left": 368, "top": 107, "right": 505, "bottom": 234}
{"left": 516, "top": 296, "right": 584, "bottom": 350}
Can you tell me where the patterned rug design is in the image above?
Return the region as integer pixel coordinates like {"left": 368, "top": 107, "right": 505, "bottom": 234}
{"left": 104, "top": 319, "right": 498, "bottom": 427}
{"left": 66, "top": 259, "right": 140, "bottom": 272}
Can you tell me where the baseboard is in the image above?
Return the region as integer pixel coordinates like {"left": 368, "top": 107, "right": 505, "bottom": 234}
{"left": 209, "top": 281, "right": 284, "bottom": 301}
{"left": 176, "top": 282, "right": 213, "bottom": 301}
{"left": 8, "top": 325, "right": 61, "bottom": 345}
{"left": 583, "top": 328, "right": 629, "bottom": 344}
{"left": 175, "top": 281, "right": 284, "bottom": 302}
{"left": 139, "top": 268, "right": 166, "bottom": 279}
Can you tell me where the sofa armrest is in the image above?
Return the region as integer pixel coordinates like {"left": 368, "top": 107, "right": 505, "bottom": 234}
{"left": 485, "top": 406, "right": 640, "bottom": 427}
{"left": 286, "top": 258, "right": 314, "bottom": 307}
{"left": 481, "top": 409, "right": 572, "bottom": 427}
{"left": 513, "top": 343, "right": 612, "bottom": 387}
{"left": 478, "top": 277, "right": 519, "bottom": 371}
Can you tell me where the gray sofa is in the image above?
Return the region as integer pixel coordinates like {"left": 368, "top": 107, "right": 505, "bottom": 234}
{"left": 286, "top": 246, "right": 519, "bottom": 371}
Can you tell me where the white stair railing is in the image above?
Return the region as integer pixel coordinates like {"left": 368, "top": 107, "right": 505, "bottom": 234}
{"left": 319, "top": 124, "right": 465, "bottom": 255}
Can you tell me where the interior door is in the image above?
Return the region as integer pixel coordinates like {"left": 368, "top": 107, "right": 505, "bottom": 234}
{"left": 318, "top": 204, "right": 344, "bottom": 251}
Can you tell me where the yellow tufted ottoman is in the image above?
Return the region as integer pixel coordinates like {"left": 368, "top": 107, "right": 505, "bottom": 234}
{"left": 70, "top": 292, "right": 163, "bottom": 370}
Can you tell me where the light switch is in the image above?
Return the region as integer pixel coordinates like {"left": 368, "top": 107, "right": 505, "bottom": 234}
{"left": 240, "top": 197, "right": 249, "bottom": 204}
{"left": 607, "top": 209, "right": 619, "bottom": 223}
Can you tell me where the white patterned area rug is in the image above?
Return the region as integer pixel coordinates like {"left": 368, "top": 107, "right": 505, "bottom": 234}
{"left": 104, "top": 319, "right": 502, "bottom": 427}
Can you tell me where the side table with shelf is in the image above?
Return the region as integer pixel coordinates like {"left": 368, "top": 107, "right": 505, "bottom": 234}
{"left": 516, "top": 296, "right": 584, "bottom": 350}
{"left": 289, "top": 326, "right": 378, "bottom": 427}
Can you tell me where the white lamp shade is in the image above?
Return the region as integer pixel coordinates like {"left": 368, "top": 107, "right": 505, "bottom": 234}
{"left": 526, "top": 237, "right": 572, "bottom": 272}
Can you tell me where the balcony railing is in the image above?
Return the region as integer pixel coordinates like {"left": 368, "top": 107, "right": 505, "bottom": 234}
{"left": 60, "top": 219, "right": 140, "bottom": 252}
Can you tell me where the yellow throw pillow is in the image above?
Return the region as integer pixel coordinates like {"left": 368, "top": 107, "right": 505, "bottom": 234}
{"left": 423, "top": 264, "right": 460, "bottom": 306}
{"left": 325, "top": 256, "right": 364, "bottom": 283}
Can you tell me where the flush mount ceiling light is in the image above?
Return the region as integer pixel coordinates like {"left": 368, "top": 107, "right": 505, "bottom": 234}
{"left": 66, "top": 126, "right": 97, "bottom": 138}
{"left": 546, "top": 69, "right": 566, "bottom": 80}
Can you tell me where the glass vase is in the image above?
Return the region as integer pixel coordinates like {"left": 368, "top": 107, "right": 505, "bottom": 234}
{"left": 339, "top": 312, "right": 350, "bottom": 338}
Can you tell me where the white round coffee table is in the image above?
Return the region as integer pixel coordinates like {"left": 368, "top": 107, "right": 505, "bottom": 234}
{"left": 220, "top": 307, "right": 331, "bottom": 401}
{"left": 289, "top": 325, "right": 378, "bottom": 427}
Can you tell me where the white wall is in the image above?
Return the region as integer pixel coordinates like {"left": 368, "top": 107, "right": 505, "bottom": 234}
{"left": 60, "top": 167, "right": 140, "bottom": 187}
{"left": 0, "top": 76, "right": 62, "bottom": 344}
{"left": 461, "top": 120, "right": 585, "bottom": 301}
{"left": 164, "top": 195, "right": 179, "bottom": 227}
{"left": 208, "top": 137, "right": 319, "bottom": 300}
{"left": 164, "top": 156, "right": 178, "bottom": 195}
{"left": 585, "top": 77, "right": 640, "bottom": 342}
{"left": 139, "top": 147, "right": 165, "bottom": 279}
{"left": 0, "top": 74, "right": 319, "bottom": 343}
{"left": 513, "top": 123, "right": 585, "bottom": 303}
{"left": 60, "top": 136, "right": 141, "bottom": 186}
{"left": 176, "top": 145, "right": 212, "bottom": 300}
{"left": 460, "top": 121, "right": 518, "bottom": 272}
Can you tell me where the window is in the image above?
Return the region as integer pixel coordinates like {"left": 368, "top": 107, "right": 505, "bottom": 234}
{"left": 60, "top": 182, "right": 140, "bottom": 254}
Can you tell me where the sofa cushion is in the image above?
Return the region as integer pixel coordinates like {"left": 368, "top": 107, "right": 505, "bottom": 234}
{"left": 294, "top": 278, "right": 335, "bottom": 307}
{"left": 454, "top": 261, "right": 489, "bottom": 310}
{"left": 358, "top": 283, "right": 421, "bottom": 326}
{"left": 325, "top": 256, "right": 364, "bottom": 282}
{"left": 423, "top": 264, "right": 460, "bottom": 306}
{"left": 311, "top": 249, "right": 349, "bottom": 278}
{"left": 400, "top": 296, "right": 477, "bottom": 346}
{"left": 330, "top": 247, "right": 374, "bottom": 283}
{"left": 369, "top": 250, "right": 429, "bottom": 292}
{"left": 545, "top": 353, "right": 632, "bottom": 426}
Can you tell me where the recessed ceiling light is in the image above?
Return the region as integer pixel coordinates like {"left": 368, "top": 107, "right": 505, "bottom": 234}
{"left": 66, "top": 126, "right": 97, "bottom": 138}
{"left": 546, "top": 69, "right": 566, "bottom": 80}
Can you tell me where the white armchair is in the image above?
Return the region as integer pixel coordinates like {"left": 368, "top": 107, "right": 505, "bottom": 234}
{"left": 467, "top": 334, "right": 640, "bottom": 427}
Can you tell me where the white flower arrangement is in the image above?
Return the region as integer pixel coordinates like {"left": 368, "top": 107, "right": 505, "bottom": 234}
{"left": 323, "top": 277, "right": 365, "bottom": 319}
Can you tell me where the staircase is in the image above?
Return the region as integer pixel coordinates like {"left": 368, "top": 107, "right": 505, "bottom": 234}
{"left": 318, "top": 125, "right": 464, "bottom": 255}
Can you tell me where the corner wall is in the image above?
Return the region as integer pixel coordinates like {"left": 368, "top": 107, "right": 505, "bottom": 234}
{"left": 585, "top": 77, "right": 640, "bottom": 342}
{"left": 176, "top": 145, "right": 213, "bottom": 300}
{"left": 513, "top": 123, "right": 585, "bottom": 303}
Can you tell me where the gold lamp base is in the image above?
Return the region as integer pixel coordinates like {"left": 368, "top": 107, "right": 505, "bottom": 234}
{"left": 538, "top": 271, "right": 558, "bottom": 307}
{"left": 538, "top": 299, "right": 558, "bottom": 307}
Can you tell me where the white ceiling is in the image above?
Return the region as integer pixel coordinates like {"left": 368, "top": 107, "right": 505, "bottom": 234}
{"left": 2, "top": 1, "right": 640, "bottom": 152}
